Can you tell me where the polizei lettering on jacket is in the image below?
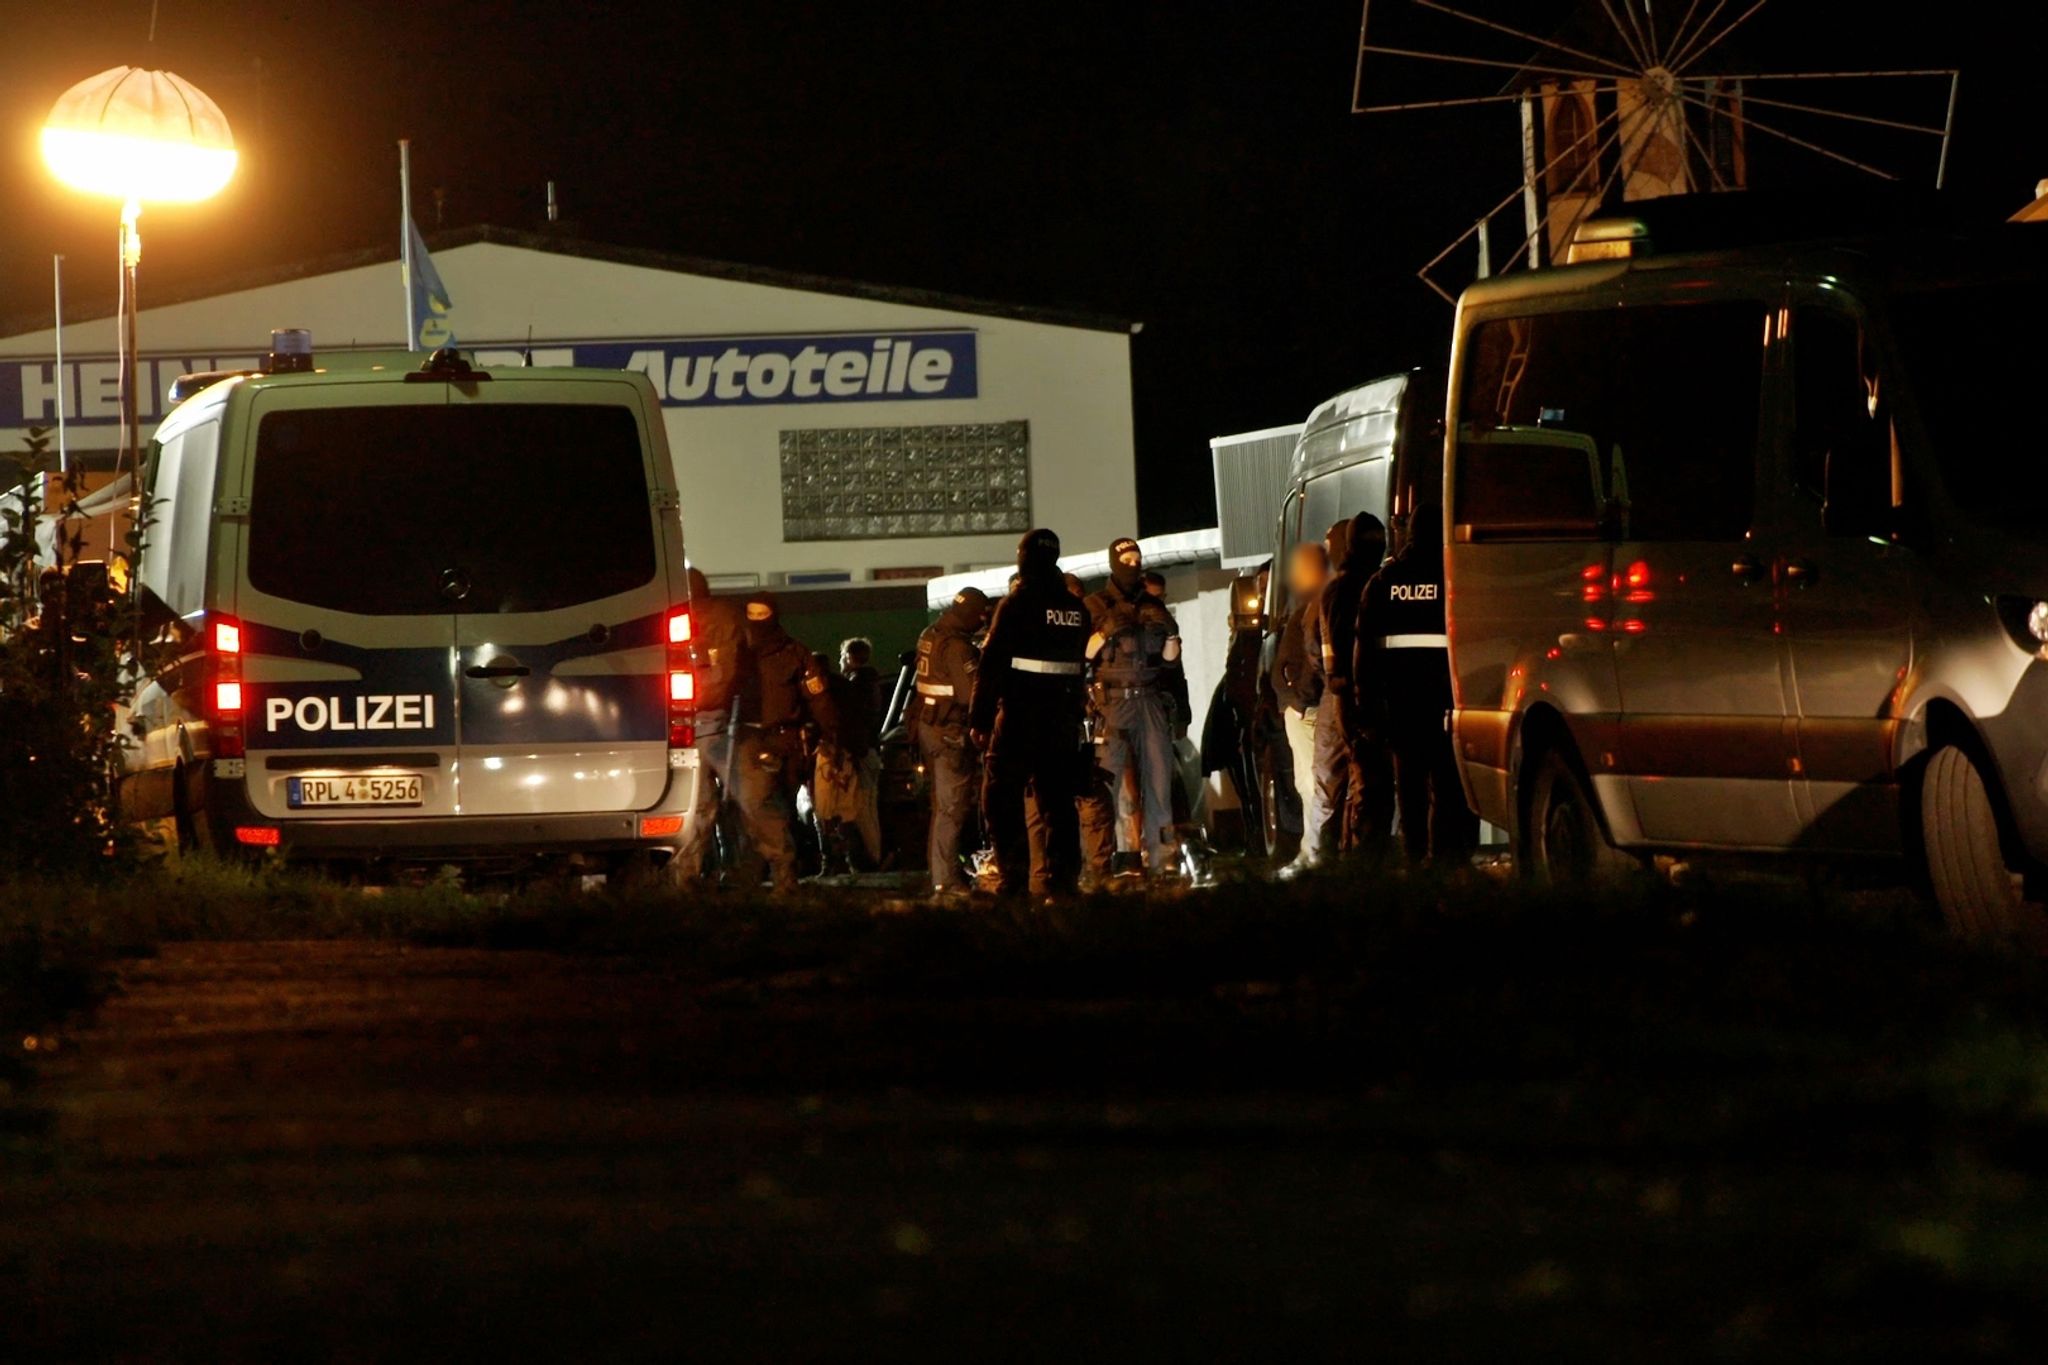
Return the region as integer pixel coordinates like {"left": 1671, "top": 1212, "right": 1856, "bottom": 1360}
{"left": 1047, "top": 608, "right": 1084, "bottom": 628}
{"left": 264, "top": 694, "right": 437, "bottom": 733}
{"left": 1389, "top": 583, "right": 1440, "bottom": 602}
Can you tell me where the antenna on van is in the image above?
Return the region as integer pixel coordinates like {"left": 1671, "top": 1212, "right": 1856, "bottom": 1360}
{"left": 522, "top": 325, "right": 534, "bottom": 367}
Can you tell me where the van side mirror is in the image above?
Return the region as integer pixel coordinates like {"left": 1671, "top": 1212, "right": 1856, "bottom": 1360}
{"left": 1229, "top": 573, "right": 1268, "bottom": 635}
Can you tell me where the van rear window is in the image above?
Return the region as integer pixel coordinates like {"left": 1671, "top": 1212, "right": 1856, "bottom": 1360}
{"left": 247, "top": 403, "right": 656, "bottom": 615}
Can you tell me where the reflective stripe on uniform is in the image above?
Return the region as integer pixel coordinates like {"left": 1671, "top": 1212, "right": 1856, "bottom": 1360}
{"left": 1383, "top": 633, "right": 1450, "bottom": 649}
{"left": 916, "top": 681, "right": 955, "bottom": 696}
{"left": 1012, "top": 657, "right": 1084, "bottom": 676}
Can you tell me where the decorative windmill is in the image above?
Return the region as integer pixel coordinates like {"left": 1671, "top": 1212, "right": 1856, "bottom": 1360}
{"left": 1351, "top": 1, "right": 1962, "bottom": 299}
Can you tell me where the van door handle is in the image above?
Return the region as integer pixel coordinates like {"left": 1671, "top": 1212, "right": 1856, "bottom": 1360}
{"left": 1731, "top": 554, "right": 1765, "bottom": 583}
{"left": 465, "top": 661, "right": 531, "bottom": 680}
{"left": 1783, "top": 557, "right": 1819, "bottom": 587}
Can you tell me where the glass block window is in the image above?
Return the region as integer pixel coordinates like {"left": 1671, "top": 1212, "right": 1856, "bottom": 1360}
{"left": 780, "top": 421, "right": 1031, "bottom": 542}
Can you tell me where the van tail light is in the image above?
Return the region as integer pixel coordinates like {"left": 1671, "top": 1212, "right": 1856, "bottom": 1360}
{"left": 210, "top": 613, "right": 246, "bottom": 759}
{"left": 234, "top": 825, "right": 280, "bottom": 848}
{"left": 667, "top": 606, "right": 695, "bottom": 749}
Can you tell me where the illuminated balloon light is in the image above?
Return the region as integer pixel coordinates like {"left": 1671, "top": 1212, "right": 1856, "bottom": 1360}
{"left": 40, "top": 66, "right": 236, "bottom": 205}
{"left": 40, "top": 127, "right": 237, "bottom": 204}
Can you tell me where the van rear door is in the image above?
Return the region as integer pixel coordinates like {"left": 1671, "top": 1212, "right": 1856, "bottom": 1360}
{"left": 444, "top": 379, "right": 671, "bottom": 816}
{"left": 237, "top": 382, "right": 461, "bottom": 821}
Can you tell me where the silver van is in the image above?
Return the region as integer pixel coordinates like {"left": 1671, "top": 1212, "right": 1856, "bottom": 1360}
{"left": 120, "top": 336, "right": 702, "bottom": 876}
{"left": 1224, "top": 371, "right": 1440, "bottom": 849}
{"left": 1445, "top": 212, "right": 2048, "bottom": 934}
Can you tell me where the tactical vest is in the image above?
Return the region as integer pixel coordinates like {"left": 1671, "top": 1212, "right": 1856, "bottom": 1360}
{"left": 915, "top": 625, "right": 975, "bottom": 729}
{"left": 1089, "top": 589, "right": 1177, "bottom": 691}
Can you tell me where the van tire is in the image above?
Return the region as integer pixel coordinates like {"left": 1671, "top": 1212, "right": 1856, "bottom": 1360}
{"left": 1521, "top": 747, "right": 1632, "bottom": 887}
{"left": 1921, "top": 744, "right": 2030, "bottom": 942}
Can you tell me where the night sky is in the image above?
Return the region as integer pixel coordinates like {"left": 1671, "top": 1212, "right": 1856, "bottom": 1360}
{"left": 0, "top": 2, "right": 2035, "bottom": 534}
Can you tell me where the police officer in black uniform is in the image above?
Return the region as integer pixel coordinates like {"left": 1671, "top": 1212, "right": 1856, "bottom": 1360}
{"left": 1320, "top": 511, "right": 1394, "bottom": 859}
{"left": 911, "top": 586, "right": 989, "bottom": 896}
{"left": 1357, "top": 502, "right": 1476, "bottom": 868}
{"left": 675, "top": 568, "right": 750, "bottom": 883}
{"left": 1085, "top": 537, "right": 1187, "bottom": 878}
{"left": 737, "top": 592, "right": 840, "bottom": 893}
{"left": 970, "top": 529, "right": 1091, "bottom": 898}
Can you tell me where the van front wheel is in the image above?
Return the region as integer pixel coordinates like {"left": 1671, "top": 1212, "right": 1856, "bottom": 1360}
{"left": 1522, "top": 748, "right": 1631, "bottom": 886}
{"left": 1921, "top": 743, "right": 2031, "bottom": 942}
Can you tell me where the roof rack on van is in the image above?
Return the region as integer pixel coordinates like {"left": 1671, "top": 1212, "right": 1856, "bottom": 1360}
{"left": 1558, "top": 188, "right": 1962, "bottom": 266}
{"left": 403, "top": 346, "right": 492, "bottom": 383}
{"left": 168, "top": 328, "right": 316, "bottom": 404}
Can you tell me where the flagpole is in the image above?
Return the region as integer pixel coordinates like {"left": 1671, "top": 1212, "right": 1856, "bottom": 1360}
{"left": 399, "top": 138, "right": 416, "bottom": 350}
{"left": 52, "top": 254, "right": 68, "bottom": 477}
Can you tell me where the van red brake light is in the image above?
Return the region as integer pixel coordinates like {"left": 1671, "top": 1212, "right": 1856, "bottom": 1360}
{"left": 669, "top": 608, "right": 692, "bottom": 645}
{"left": 210, "top": 614, "right": 246, "bottom": 759}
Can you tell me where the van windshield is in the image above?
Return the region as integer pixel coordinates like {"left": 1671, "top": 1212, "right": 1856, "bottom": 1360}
{"left": 1892, "top": 280, "right": 2048, "bottom": 533}
{"left": 247, "top": 402, "right": 656, "bottom": 615}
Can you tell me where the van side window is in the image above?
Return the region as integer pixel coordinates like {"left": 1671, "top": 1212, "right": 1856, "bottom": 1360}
{"left": 1793, "top": 307, "right": 1896, "bottom": 537}
{"left": 1458, "top": 303, "right": 1765, "bottom": 542}
{"left": 1299, "top": 471, "right": 1343, "bottom": 554}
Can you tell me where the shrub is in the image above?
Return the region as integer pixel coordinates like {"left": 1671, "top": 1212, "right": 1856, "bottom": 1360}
{"left": 0, "top": 429, "right": 153, "bottom": 875}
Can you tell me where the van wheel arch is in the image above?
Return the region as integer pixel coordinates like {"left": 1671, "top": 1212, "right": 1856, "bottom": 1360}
{"left": 1513, "top": 708, "right": 1632, "bottom": 884}
{"left": 1911, "top": 704, "right": 2039, "bottom": 941}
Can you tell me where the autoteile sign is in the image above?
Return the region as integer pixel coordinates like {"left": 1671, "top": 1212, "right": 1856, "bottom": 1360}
{"left": 478, "top": 331, "right": 982, "bottom": 408}
{"left": 0, "top": 330, "right": 979, "bottom": 429}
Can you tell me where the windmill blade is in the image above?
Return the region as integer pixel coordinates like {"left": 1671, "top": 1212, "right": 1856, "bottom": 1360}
{"left": 1663, "top": 0, "right": 1708, "bottom": 64}
{"left": 1673, "top": 0, "right": 1772, "bottom": 74}
{"left": 1361, "top": 43, "right": 1627, "bottom": 85}
{"left": 1594, "top": 0, "right": 1652, "bottom": 67}
{"left": 1701, "top": 69, "right": 1961, "bottom": 81}
{"left": 1676, "top": 89, "right": 1899, "bottom": 179}
{"left": 1358, "top": 85, "right": 1621, "bottom": 115}
{"left": 1619, "top": 0, "right": 1657, "bottom": 72}
{"left": 1420, "top": 98, "right": 1645, "bottom": 296}
{"left": 1703, "top": 86, "right": 1948, "bottom": 137}
{"left": 1411, "top": 0, "right": 1641, "bottom": 78}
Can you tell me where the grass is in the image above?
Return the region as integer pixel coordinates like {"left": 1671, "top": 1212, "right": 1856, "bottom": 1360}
{"left": 11, "top": 859, "right": 2048, "bottom": 1352}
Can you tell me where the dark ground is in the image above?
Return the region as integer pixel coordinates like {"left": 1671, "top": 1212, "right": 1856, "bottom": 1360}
{"left": 6, "top": 869, "right": 2048, "bottom": 1361}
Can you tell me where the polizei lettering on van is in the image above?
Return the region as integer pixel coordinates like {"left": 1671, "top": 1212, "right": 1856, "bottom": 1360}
{"left": 265, "top": 694, "right": 436, "bottom": 733}
{"left": 249, "top": 680, "right": 456, "bottom": 750}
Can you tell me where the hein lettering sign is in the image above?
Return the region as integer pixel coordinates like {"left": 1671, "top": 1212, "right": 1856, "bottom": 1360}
{"left": 0, "top": 331, "right": 979, "bottom": 428}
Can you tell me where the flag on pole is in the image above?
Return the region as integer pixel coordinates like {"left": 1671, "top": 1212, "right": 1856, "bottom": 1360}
{"left": 404, "top": 218, "right": 456, "bottom": 351}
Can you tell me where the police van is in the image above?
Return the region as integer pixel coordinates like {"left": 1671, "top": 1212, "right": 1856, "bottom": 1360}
{"left": 120, "top": 333, "right": 701, "bottom": 876}
{"left": 1445, "top": 201, "right": 2048, "bottom": 935}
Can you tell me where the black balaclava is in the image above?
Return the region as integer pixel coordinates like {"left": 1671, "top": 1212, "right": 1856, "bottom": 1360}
{"left": 1017, "top": 528, "right": 1062, "bottom": 580}
{"left": 1109, "top": 537, "right": 1143, "bottom": 596}
{"left": 743, "top": 592, "right": 785, "bottom": 648}
{"left": 1345, "top": 512, "right": 1387, "bottom": 572}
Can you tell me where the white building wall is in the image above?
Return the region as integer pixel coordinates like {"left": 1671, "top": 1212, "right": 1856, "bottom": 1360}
{"left": 0, "top": 240, "right": 1137, "bottom": 589}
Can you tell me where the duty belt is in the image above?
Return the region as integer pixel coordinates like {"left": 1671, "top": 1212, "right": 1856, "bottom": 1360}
{"left": 1383, "top": 633, "right": 1450, "bottom": 649}
{"left": 1097, "top": 684, "right": 1157, "bottom": 701}
{"left": 1012, "top": 658, "right": 1083, "bottom": 676}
